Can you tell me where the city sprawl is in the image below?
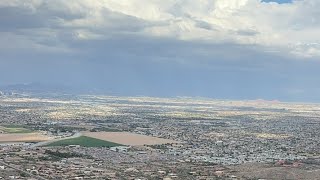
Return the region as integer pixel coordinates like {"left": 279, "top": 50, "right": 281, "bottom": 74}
{"left": 0, "top": 94, "right": 320, "bottom": 179}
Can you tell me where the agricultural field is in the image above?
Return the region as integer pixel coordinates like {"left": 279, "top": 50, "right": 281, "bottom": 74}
{"left": 46, "top": 136, "right": 122, "bottom": 147}
{"left": 0, "top": 125, "right": 34, "bottom": 134}
{"left": 0, "top": 133, "right": 50, "bottom": 143}
{"left": 83, "top": 132, "right": 181, "bottom": 146}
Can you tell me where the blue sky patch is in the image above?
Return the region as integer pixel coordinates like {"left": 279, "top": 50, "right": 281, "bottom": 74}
{"left": 262, "top": 0, "right": 293, "bottom": 4}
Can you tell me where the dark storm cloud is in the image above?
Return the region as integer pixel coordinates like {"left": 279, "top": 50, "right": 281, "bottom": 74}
{"left": 0, "top": 0, "right": 320, "bottom": 102}
{"left": 0, "top": 2, "right": 85, "bottom": 31}
{"left": 235, "top": 29, "right": 260, "bottom": 36}
{"left": 194, "top": 20, "right": 216, "bottom": 31}
{"left": 0, "top": 6, "right": 46, "bottom": 30}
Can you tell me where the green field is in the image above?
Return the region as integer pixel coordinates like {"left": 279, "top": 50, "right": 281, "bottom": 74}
{"left": 46, "top": 136, "right": 122, "bottom": 147}
{"left": 0, "top": 125, "right": 34, "bottom": 133}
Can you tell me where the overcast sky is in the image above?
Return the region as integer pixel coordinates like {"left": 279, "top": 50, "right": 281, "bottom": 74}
{"left": 1, "top": 0, "right": 320, "bottom": 102}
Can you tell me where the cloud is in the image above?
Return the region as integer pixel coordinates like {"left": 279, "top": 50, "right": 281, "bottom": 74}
{"left": 0, "top": 0, "right": 319, "bottom": 59}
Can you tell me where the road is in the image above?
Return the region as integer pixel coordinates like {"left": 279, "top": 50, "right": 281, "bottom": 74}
{"left": 29, "top": 132, "right": 82, "bottom": 148}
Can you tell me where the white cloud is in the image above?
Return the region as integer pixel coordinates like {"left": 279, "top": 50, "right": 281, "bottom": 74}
{"left": 0, "top": 0, "right": 320, "bottom": 58}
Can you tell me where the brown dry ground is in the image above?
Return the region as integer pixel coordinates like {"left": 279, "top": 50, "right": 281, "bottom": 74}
{"left": 83, "top": 132, "right": 180, "bottom": 146}
{"left": 229, "top": 163, "right": 320, "bottom": 180}
{"left": 0, "top": 133, "right": 50, "bottom": 143}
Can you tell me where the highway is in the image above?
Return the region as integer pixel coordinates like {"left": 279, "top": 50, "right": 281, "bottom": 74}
{"left": 29, "top": 132, "right": 82, "bottom": 148}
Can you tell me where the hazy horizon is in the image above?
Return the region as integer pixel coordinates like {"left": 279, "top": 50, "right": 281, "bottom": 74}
{"left": 1, "top": 0, "right": 320, "bottom": 102}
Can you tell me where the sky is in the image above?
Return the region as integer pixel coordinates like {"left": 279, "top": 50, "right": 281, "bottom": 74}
{"left": 263, "top": 0, "right": 292, "bottom": 3}
{"left": 0, "top": 0, "right": 320, "bottom": 102}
